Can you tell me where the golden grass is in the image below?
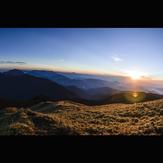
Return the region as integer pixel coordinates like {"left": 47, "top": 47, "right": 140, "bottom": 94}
{"left": 0, "top": 99, "right": 162, "bottom": 135}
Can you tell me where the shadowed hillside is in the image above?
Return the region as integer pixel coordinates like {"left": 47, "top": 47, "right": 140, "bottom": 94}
{"left": 0, "top": 70, "right": 77, "bottom": 101}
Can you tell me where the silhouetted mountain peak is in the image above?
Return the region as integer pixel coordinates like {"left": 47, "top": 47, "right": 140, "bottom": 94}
{"left": 3, "top": 69, "right": 24, "bottom": 76}
{"left": 0, "top": 73, "right": 77, "bottom": 102}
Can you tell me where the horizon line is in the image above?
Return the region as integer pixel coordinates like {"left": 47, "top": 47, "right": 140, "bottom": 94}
{"left": 1, "top": 66, "right": 163, "bottom": 82}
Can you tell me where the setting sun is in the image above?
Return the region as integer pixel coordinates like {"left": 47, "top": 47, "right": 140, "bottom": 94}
{"left": 129, "top": 72, "right": 142, "bottom": 80}
{"left": 126, "top": 70, "right": 148, "bottom": 80}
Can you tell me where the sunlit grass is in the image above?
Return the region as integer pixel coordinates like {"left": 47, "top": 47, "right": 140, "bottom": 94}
{"left": 0, "top": 99, "right": 162, "bottom": 135}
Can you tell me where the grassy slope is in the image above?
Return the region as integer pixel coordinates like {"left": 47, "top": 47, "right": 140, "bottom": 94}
{"left": 0, "top": 100, "right": 163, "bottom": 135}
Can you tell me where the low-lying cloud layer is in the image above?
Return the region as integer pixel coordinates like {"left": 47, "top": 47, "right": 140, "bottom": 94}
{"left": 0, "top": 61, "right": 27, "bottom": 65}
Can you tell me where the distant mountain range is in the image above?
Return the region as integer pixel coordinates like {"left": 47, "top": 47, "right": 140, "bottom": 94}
{"left": 25, "top": 70, "right": 117, "bottom": 89}
{"left": 66, "top": 86, "right": 119, "bottom": 100}
{"left": 0, "top": 69, "right": 163, "bottom": 108}
{"left": 24, "top": 69, "right": 163, "bottom": 93}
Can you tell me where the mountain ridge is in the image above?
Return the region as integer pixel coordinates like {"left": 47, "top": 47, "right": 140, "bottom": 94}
{"left": 0, "top": 70, "right": 77, "bottom": 102}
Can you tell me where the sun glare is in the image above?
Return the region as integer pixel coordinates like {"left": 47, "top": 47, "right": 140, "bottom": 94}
{"left": 132, "top": 92, "right": 138, "bottom": 97}
{"left": 126, "top": 70, "right": 146, "bottom": 80}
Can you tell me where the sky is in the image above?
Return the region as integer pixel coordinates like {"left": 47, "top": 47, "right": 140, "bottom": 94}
{"left": 0, "top": 28, "right": 163, "bottom": 79}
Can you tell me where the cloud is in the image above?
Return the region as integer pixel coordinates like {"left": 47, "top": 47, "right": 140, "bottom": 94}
{"left": 0, "top": 61, "right": 27, "bottom": 65}
{"left": 111, "top": 56, "right": 123, "bottom": 62}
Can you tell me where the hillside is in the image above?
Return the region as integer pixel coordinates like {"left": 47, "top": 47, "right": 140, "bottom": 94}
{"left": 0, "top": 72, "right": 76, "bottom": 101}
{"left": 0, "top": 99, "right": 162, "bottom": 135}
{"left": 100, "top": 92, "right": 163, "bottom": 104}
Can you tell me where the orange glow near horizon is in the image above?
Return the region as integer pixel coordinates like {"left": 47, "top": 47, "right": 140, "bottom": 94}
{"left": 2, "top": 64, "right": 163, "bottom": 82}
{"left": 132, "top": 92, "right": 138, "bottom": 97}
{"left": 125, "top": 70, "right": 148, "bottom": 81}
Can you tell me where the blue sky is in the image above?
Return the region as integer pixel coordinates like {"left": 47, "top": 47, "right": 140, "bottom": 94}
{"left": 0, "top": 28, "right": 163, "bottom": 79}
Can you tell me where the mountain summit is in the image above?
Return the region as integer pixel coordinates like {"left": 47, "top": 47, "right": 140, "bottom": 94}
{"left": 3, "top": 69, "right": 24, "bottom": 76}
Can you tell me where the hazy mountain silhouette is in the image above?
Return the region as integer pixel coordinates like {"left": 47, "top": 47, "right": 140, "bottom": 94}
{"left": 3, "top": 69, "right": 24, "bottom": 76}
{"left": 27, "top": 70, "right": 71, "bottom": 84}
{"left": 66, "top": 86, "right": 119, "bottom": 100}
{"left": 27, "top": 70, "right": 162, "bottom": 93}
{"left": 0, "top": 70, "right": 77, "bottom": 103}
{"left": 26, "top": 70, "right": 115, "bottom": 89}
